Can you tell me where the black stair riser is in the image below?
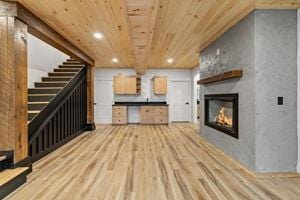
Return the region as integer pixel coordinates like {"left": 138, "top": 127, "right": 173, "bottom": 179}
{"left": 42, "top": 77, "right": 72, "bottom": 82}
{"left": 59, "top": 64, "right": 84, "bottom": 68}
{"left": 35, "top": 82, "right": 67, "bottom": 87}
{"left": 54, "top": 68, "right": 80, "bottom": 72}
{"left": 28, "top": 103, "right": 47, "bottom": 110}
{"left": 28, "top": 96, "right": 55, "bottom": 102}
{"left": 28, "top": 88, "right": 61, "bottom": 94}
{"left": 49, "top": 72, "right": 76, "bottom": 77}
{"left": 28, "top": 113, "right": 38, "bottom": 121}
{"left": 0, "top": 151, "right": 13, "bottom": 171}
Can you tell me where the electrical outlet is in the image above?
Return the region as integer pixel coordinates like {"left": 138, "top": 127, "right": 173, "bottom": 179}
{"left": 277, "top": 97, "right": 283, "bottom": 105}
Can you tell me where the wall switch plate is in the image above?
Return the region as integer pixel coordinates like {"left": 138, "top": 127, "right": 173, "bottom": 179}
{"left": 277, "top": 97, "right": 283, "bottom": 105}
{"left": 216, "top": 49, "right": 220, "bottom": 55}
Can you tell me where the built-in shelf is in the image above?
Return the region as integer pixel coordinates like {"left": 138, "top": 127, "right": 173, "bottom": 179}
{"left": 198, "top": 70, "right": 243, "bottom": 85}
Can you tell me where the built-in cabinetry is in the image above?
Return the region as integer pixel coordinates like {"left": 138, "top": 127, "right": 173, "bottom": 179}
{"left": 112, "top": 103, "right": 169, "bottom": 125}
{"left": 112, "top": 106, "right": 127, "bottom": 125}
{"left": 153, "top": 76, "right": 167, "bottom": 94}
{"left": 113, "top": 75, "right": 141, "bottom": 94}
{"left": 141, "top": 106, "right": 168, "bottom": 124}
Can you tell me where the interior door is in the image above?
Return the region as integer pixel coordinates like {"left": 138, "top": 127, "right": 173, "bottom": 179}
{"left": 169, "top": 80, "right": 191, "bottom": 122}
{"left": 95, "top": 80, "right": 113, "bottom": 123}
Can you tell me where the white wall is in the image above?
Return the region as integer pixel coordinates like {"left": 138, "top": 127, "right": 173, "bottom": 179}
{"left": 297, "top": 9, "right": 300, "bottom": 172}
{"left": 95, "top": 68, "right": 193, "bottom": 123}
{"left": 28, "top": 34, "right": 69, "bottom": 88}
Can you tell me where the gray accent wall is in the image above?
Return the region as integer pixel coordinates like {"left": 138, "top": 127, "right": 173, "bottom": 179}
{"left": 298, "top": 9, "right": 300, "bottom": 173}
{"left": 200, "top": 13, "right": 256, "bottom": 171}
{"left": 200, "top": 10, "right": 298, "bottom": 172}
{"left": 254, "top": 10, "right": 297, "bottom": 172}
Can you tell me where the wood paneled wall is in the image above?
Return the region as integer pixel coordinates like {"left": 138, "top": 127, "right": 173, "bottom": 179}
{"left": 0, "top": 1, "right": 28, "bottom": 163}
{"left": 87, "top": 66, "right": 94, "bottom": 124}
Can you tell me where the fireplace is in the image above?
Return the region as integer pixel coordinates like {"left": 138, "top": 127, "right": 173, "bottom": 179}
{"left": 205, "top": 93, "right": 238, "bottom": 139}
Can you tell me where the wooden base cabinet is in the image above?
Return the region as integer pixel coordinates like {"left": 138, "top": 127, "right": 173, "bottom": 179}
{"left": 141, "top": 106, "right": 168, "bottom": 124}
{"left": 112, "top": 106, "right": 127, "bottom": 125}
{"left": 154, "top": 106, "right": 169, "bottom": 124}
{"left": 141, "top": 106, "right": 155, "bottom": 124}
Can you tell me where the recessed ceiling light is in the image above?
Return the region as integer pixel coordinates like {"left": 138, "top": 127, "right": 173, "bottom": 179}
{"left": 93, "top": 32, "right": 103, "bottom": 39}
{"left": 112, "top": 58, "right": 118, "bottom": 63}
{"left": 167, "top": 58, "right": 174, "bottom": 63}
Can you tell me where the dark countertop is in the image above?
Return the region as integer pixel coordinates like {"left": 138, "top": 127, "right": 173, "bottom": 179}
{"left": 113, "top": 101, "right": 168, "bottom": 106}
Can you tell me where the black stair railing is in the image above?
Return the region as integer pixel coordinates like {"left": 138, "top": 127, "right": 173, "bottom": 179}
{"left": 28, "top": 67, "right": 88, "bottom": 162}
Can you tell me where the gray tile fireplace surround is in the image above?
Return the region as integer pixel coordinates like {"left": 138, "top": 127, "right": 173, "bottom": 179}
{"left": 199, "top": 10, "right": 298, "bottom": 173}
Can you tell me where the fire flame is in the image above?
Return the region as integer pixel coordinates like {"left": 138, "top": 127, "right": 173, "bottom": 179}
{"left": 214, "top": 107, "right": 232, "bottom": 127}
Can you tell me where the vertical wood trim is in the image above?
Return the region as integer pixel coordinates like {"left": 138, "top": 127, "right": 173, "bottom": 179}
{"left": 13, "top": 18, "right": 28, "bottom": 162}
{"left": 0, "top": 15, "right": 15, "bottom": 152}
{"left": 87, "top": 66, "right": 94, "bottom": 123}
{"left": 0, "top": 10, "right": 28, "bottom": 163}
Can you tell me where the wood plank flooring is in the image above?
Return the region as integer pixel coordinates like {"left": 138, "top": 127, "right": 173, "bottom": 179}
{"left": 6, "top": 124, "right": 300, "bottom": 200}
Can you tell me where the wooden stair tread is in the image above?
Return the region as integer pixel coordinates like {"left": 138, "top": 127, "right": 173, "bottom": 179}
{"left": 43, "top": 76, "right": 72, "bottom": 78}
{"left": 61, "top": 63, "right": 84, "bottom": 65}
{"left": 50, "top": 72, "right": 76, "bottom": 73}
{"left": 29, "top": 87, "right": 63, "bottom": 89}
{"left": 36, "top": 81, "right": 68, "bottom": 83}
{"left": 56, "top": 67, "right": 81, "bottom": 69}
{"left": 0, "top": 167, "right": 29, "bottom": 187}
{"left": 28, "top": 102, "right": 49, "bottom": 104}
{"left": 28, "top": 111, "right": 40, "bottom": 114}
{"left": 0, "top": 156, "right": 6, "bottom": 162}
{"left": 28, "top": 94, "right": 56, "bottom": 96}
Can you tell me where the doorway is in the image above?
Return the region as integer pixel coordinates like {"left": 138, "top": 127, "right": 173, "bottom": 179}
{"left": 94, "top": 80, "right": 113, "bottom": 123}
{"left": 169, "top": 80, "right": 191, "bottom": 122}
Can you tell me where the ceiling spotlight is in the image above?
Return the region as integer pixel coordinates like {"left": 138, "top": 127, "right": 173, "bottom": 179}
{"left": 93, "top": 32, "right": 103, "bottom": 39}
{"left": 112, "top": 58, "right": 118, "bottom": 63}
{"left": 167, "top": 58, "right": 174, "bottom": 63}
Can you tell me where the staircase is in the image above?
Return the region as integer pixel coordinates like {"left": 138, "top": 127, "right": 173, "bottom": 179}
{"left": 0, "top": 151, "right": 31, "bottom": 199}
{"left": 28, "top": 58, "right": 85, "bottom": 122}
{"left": 0, "top": 58, "right": 86, "bottom": 199}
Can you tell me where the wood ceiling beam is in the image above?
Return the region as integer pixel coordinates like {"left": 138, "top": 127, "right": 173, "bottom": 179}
{"left": 126, "top": 0, "right": 160, "bottom": 74}
{"left": 16, "top": 2, "right": 94, "bottom": 66}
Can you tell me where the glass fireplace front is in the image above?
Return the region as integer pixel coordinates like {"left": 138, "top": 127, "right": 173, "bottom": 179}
{"left": 205, "top": 93, "right": 238, "bottom": 139}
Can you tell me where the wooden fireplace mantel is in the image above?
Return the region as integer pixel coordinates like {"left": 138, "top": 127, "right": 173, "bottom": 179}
{"left": 198, "top": 70, "right": 243, "bottom": 85}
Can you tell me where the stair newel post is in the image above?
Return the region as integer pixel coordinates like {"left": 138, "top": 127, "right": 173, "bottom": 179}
{"left": 0, "top": 1, "right": 28, "bottom": 164}
{"left": 86, "top": 65, "right": 95, "bottom": 130}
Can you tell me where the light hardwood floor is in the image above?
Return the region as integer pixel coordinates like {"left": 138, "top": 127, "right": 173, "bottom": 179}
{"left": 7, "top": 124, "right": 300, "bottom": 200}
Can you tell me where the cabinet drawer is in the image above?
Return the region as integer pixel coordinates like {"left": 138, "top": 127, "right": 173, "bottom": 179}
{"left": 112, "top": 117, "right": 127, "bottom": 125}
{"left": 113, "top": 106, "right": 127, "bottom": 112}
{"left": 154, "top": 106, "right": 169, "bottom": 124}
{"left": 112, "top": 110, "right": 127, "bottom": 117}
{"left": 155, "top": 106, "right": 168, "bottom": 115}
{"left": 155, "top": 106, "right": 168, "bottom": 111}
{"left": 155, "top": 116, "right": 168, "bottom": 124}
{"left": 112, "top": 106, "right": 127, "bottom": 125}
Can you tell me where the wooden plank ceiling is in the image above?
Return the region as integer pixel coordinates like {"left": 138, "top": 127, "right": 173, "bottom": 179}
{"left": 18, "top": 0, "right": 299, "bottom": 74}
